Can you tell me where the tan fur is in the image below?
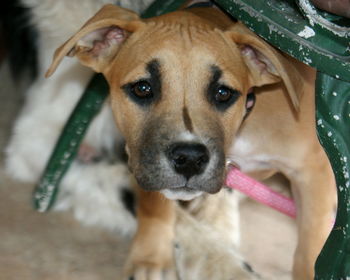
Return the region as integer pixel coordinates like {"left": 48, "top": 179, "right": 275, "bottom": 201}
{"left": 46, "top": 4, "right": 336, "bottom": 279}
{"left": 124, "top": 187, "right": 177, "bottom": 278}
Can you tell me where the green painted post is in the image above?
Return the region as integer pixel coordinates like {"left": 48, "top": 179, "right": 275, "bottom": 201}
{"left": 33, "top": 74, "right": 109, "bottom": 211}
{"left": 314, "top": 73, "right": 350, "bottom": 279}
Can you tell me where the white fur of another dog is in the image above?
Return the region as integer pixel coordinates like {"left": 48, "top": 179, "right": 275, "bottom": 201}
{"left": 5, "top": 0, "right": 153, "bottom": 234}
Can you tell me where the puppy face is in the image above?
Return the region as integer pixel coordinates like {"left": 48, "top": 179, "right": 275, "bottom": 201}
{"left": 47, "top": 5, "right": 300, "bottom": 200}
{"left": 104, "top": 23, "right": 251, "bottom": 199}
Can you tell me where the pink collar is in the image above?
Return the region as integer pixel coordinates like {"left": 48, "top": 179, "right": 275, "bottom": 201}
{"left": 225, "top": 166, "right": 296, "bottom": 218}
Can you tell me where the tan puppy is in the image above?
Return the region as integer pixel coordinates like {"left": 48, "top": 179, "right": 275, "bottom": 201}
{"left": 46, "top": 3, "right": 336, "bottom": 279}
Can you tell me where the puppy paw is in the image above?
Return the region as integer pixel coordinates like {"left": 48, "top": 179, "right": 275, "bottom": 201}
{"left": 124, "top": 264, "right": 177, "bottom": 280}
{"left": 123, "top": 241, "right": 177, "bottom": 280}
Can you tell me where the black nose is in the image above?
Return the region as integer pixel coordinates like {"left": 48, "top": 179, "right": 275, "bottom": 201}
{"left": 167, "top": 143, "right": 209, "bottom": 179}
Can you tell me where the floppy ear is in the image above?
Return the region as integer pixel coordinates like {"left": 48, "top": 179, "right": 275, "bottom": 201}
{"left": 45, "top": 4, "right": 144, "bottom": 77}
{"left": 225, "top": 23, "right": 303, "bottom": 110}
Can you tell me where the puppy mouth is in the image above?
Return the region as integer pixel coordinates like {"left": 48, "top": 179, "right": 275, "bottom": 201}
{"left": 160, "top": 187, "right": 204, "bottom": 201}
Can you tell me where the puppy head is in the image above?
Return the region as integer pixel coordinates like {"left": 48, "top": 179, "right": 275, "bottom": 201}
{"left": 47, "top": 5, "right": 302, "bottom": 200}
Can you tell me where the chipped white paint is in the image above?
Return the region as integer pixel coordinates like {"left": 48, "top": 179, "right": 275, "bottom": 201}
{"left": 63, "top": 152, "right": 71, "bottom": 159}
{"left": 298, "top": 26, "right": 315, "bottom": 39}
{"left": 333, "top": 92, "right": 338, "bottom": 96}
{"left": 298, "top": 0, "right": 350, "bottom": 37}
{"left": 327, "top": 131, "right": 333, "bottom": 137}
{"left": 267, "top": 23, "right": 280, "bottom": 35}
{"left": 303, "top": 57, "right": 312, "bottom": 64}
{"left": 317, "top": 119, "right": 325, "bottom": 128}
{"left": 333, "top": 115, "right": 340, "bottom": 120}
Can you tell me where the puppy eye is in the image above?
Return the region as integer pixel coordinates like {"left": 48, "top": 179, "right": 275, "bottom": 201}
{"left": 122, "top": 79, "right": 159, "bottom": 107}
{"left": 215, "top": 86, "right": 235, "bottom": 103}
{"left": 207, "top": 83, "right": 241, "bottom": 111}
{"left": 131, "top": 81, "right": 153, "bottom": 98}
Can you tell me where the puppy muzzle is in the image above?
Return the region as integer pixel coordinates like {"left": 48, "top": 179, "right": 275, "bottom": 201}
{"left": 132, "top": 136, "right": 225, "bottom": 200}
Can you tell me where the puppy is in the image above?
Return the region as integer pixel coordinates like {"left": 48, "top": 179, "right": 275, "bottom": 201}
{"left": 10, "top": 1, "right": 337, "bottom": 279}
{"left": 5, "top": 0, "right": 256, "bottom": 279}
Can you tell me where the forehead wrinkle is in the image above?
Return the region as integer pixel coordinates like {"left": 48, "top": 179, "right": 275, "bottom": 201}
{"left": 179, "top": 24, "right": 193, "bottom": 50}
